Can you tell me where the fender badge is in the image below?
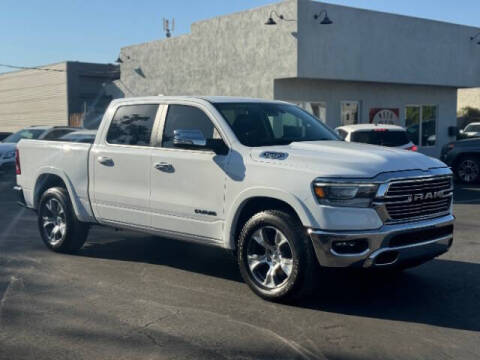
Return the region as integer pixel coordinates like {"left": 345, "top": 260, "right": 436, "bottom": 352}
{"left": 260, "top": 151, "right": 289, "bottom": 160}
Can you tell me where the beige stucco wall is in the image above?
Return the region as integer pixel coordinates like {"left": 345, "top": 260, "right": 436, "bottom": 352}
{"left": 458, "top": 88, "right": 480, "bottom": 112}
{"left": 0, "top": 63, "right": 68, "bottom": 132}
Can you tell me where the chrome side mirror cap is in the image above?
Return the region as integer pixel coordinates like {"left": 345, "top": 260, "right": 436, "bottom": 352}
{"left": 173, "top": 129, "right": 207, "bottom": 147}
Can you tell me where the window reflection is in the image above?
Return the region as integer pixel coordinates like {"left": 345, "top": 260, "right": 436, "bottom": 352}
{"left": 106, "top": 105, "right": 158, "bottom": 146}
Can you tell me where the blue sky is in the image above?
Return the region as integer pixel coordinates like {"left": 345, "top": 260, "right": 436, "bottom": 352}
{"left": 1, "top": 0, "right": 479, "bottom": 73}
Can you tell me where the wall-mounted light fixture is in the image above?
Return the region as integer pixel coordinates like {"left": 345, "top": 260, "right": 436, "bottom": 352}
{"left": 134, "top": 67, "right": 146, "bottom": 78}
{"left": 313, "top": 9, "right": 333, "bottom": 25}
{"left": 265, "top": 10, "right": 296, "bottom": 25}
{"left": 470, "top": 32, "right": 480, "bottom": 45}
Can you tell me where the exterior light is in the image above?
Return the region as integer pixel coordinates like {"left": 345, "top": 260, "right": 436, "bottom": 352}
{"left": 115, "top": 57, "right": 123, "bottom": 63}
{"left": 265, "top": 10, "right": 296, "bottom": 25}
{"left": 470, "top": 31, "right": 480, "bottom": 44}
{"left": 134, "top": 67, "right": 146, "bottom": 78}
{"left": 314, "top": 9, "right": 333, "bottom": 25}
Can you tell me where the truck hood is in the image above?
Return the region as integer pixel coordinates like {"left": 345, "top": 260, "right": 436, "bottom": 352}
{"left": 250, "top": 141, "right": 447, "bottom": 178}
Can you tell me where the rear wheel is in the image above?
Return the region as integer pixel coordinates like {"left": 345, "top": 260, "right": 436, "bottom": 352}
{"left": 455, "top": 156, "right": 480, "bottom": 184}
{"left": 237, "top": 210, "right": 318, "bottom": 302}
{"left": 38, "top": 187, "right": 89, "bottom": 253}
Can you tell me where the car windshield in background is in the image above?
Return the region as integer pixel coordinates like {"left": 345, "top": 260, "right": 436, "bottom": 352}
{"left": 351, "top": 130, "right": 409, "bottom": 147}
{"left": 2, "top": 129, "right": 45, "bottom": 143}
{"left": 465, "top": 125, "right": 480, "bottom": 132}
{"left": 214, "top": 102, "right": 339, "bottom": 147}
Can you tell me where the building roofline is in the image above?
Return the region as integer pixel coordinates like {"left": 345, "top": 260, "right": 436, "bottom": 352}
{"left": 313, "top": 0, "right": 480, "bottom": 30}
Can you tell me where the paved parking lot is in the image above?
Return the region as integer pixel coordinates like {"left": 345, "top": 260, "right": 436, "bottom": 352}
{"left": 0, "top": 172, "right": 479, "bottom": 360}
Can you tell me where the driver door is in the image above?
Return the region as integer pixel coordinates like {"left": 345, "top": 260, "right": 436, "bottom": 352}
{"left": 149, "top": 103, "right": 229, "bottom": 241}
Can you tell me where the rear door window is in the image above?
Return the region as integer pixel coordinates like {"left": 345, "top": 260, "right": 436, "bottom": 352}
{"left": 106, "top": 104, "right": 158, "bottom": 146}
{"left": 351, "top": 130, "right": 409, "bottom": 147}
{"left": 43, "top": 129, "right": 75, "bottom": 140}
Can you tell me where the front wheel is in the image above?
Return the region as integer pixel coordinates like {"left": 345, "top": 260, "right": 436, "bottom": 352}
{"left": 455, "top": 156, "right": 480, "bottom": 184}
{"left": 38, "top": 187, "right": 89, "bottom": 253}
{"left": 237, "top": 210, "right": 318, "bottom": 302}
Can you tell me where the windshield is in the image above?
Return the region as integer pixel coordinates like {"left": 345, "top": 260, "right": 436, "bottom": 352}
{"left": 214, "top": 102, "right": 339, "bottom": 147}
{"left": 350, "top": 129, "right": 410, "bottom": 147}
{"left": 465, "top": 124, "right": 480, "bottom": 132}
{"left": 2, "top": 129, "right": 44, "bottom": 143}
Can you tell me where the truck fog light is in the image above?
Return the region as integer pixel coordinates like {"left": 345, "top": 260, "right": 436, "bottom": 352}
{"left": 332, "top": 239, "right": 368, "bottom": 255}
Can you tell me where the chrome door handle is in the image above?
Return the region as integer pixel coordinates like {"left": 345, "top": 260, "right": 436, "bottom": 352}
{"left": 98, "top": 156, "right": 114, "bottom": 166}
{"left": 154, "top": 162, "right": 174, "bottom": 173}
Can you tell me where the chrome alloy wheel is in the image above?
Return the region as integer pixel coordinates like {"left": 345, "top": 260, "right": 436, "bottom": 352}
{"left": 41, "top": 198, "right": 67, "bottom": 246}
{"left": 246, "top": 226, "right": 294, "bottom": 289}
{"left": 458, "top": 159, "right": 480, "bottom": 183}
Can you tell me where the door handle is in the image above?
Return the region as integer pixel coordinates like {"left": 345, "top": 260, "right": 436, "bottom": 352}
{"left": 98, "top": 156, "right": 114, "bottom": 166}
{"left": 154, "top": 162, "right": 174, "bottom": 173}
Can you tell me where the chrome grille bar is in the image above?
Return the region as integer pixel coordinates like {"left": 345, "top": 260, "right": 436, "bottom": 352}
{"left": 374, "top": 176, "right": 453, "bottom": 224}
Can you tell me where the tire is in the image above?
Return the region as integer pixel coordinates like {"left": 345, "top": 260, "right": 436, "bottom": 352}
{"left": 237, "top": 210, "right": 318, "bottom": 302}
{"left": 38, "top": 187, "right": 89, "bottom": 253}
{"left": 455, "top": 156, "right": 480, "bottom": 184}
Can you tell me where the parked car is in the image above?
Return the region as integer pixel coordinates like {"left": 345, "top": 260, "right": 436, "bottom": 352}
{"left": 459, "top": 122, "right": 480, "bottom": 139}
{"left": 0, "top": 126, "right": 78, "bottom": 171}
{"left": 336, "top": 124, "right": 417, "bottom": 151}
{"left": 15, "top": 97, "right": 454, "bottom": 301}
{"left": 441, "top": 137, "right": 480, "bottom": 184}
{"left": 60, "top": 130, "right": 97, "bottom": 144}
{"left": 0, "top": 132, "right": 12, "bottom": 141}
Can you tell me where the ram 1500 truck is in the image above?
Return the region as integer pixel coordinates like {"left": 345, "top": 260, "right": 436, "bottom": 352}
{"left": 15, "top": 97, "right": 455, "bottom": 301}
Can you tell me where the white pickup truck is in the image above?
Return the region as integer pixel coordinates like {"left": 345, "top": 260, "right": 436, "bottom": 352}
{"left": 15, "top": 96, "right": 455, "bottom": 301}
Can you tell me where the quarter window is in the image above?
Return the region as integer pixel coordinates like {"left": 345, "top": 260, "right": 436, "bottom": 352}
{"left": 162, "top": 105, "right": 219, "bottom": 150}
{"left": 106, "top": 104, "right": 158, "bottom": 146}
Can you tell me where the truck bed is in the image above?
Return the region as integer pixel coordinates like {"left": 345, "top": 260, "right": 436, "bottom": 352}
{"left": 16, "top": 139, "right": 96, "bottom": 222}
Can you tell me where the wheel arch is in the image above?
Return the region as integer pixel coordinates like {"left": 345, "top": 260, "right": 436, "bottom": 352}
{"left": 224, "top": 188, "right": 315, "bottom": 250}
{"left": 33, "top": 168, "right": 91, "bottom": 222}
{"left": 452, "top": 152, "right": 480, "bottom": 168}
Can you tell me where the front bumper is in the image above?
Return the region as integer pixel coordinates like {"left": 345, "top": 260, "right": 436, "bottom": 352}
{"left": 308, "top": 214, "right": 454, "bottom": 268}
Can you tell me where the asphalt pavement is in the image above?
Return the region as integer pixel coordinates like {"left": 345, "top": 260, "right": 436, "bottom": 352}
{"left": 0, "top": 171, "right": 479, "bottom": 360}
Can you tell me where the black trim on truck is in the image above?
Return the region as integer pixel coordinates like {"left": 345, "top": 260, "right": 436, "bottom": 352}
{"left": 13, "top": 185, "right": 26, "bottom": 207}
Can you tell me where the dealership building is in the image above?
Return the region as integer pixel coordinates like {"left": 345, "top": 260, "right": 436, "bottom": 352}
{"left": 116, "top": 0, "right": 480, "bottom": 157}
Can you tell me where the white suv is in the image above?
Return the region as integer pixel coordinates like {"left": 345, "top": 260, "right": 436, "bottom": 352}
{"left": 336, "top": 124, "right": 417, "bottom": 151}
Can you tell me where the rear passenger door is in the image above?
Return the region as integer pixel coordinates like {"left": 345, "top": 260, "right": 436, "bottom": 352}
{"left": 91, "top": 103, "right": 160, "bottom": 227}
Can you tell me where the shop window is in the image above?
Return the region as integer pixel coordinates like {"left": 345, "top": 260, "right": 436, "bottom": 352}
{"left": 405, "top": 105, "right": 437, "bottom": 147}
{"left": 309, "top": 102, "right": 327, "bottom": 123}
{"left": 285, "top": 101, "right": 327, "bottom": 123}
{"left": 341, "top": 101, "right": 360, "bottom": 125}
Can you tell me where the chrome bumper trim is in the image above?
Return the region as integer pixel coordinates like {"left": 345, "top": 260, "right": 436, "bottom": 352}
{"left": 308, "top": 214, "right": 454, "bottom": 268}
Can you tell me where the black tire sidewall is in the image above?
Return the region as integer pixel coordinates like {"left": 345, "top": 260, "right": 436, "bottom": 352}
{"left": 237, "top": 211, "right": 312, "bottom": 301}
{"left": 38, "top": 187, "right": 75, "bottom": 252}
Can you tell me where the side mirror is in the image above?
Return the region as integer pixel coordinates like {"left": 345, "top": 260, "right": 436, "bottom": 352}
{"left": 173, "top": 129, "right": 229, "bottom": 155}
{"left": 173, "top": 129, "right": 207, "bottom": 147}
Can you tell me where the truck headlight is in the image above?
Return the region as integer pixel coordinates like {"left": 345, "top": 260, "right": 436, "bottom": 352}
{"left": 2, "top": 151, "right": 16, "bottom": 159}
{"left": 313, "top": 182, "right": 378, "bottom": 208}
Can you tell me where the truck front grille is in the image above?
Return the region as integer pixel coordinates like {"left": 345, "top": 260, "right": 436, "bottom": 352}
{"left": 379, "top": 176, "right": 453, "bottom": 223}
